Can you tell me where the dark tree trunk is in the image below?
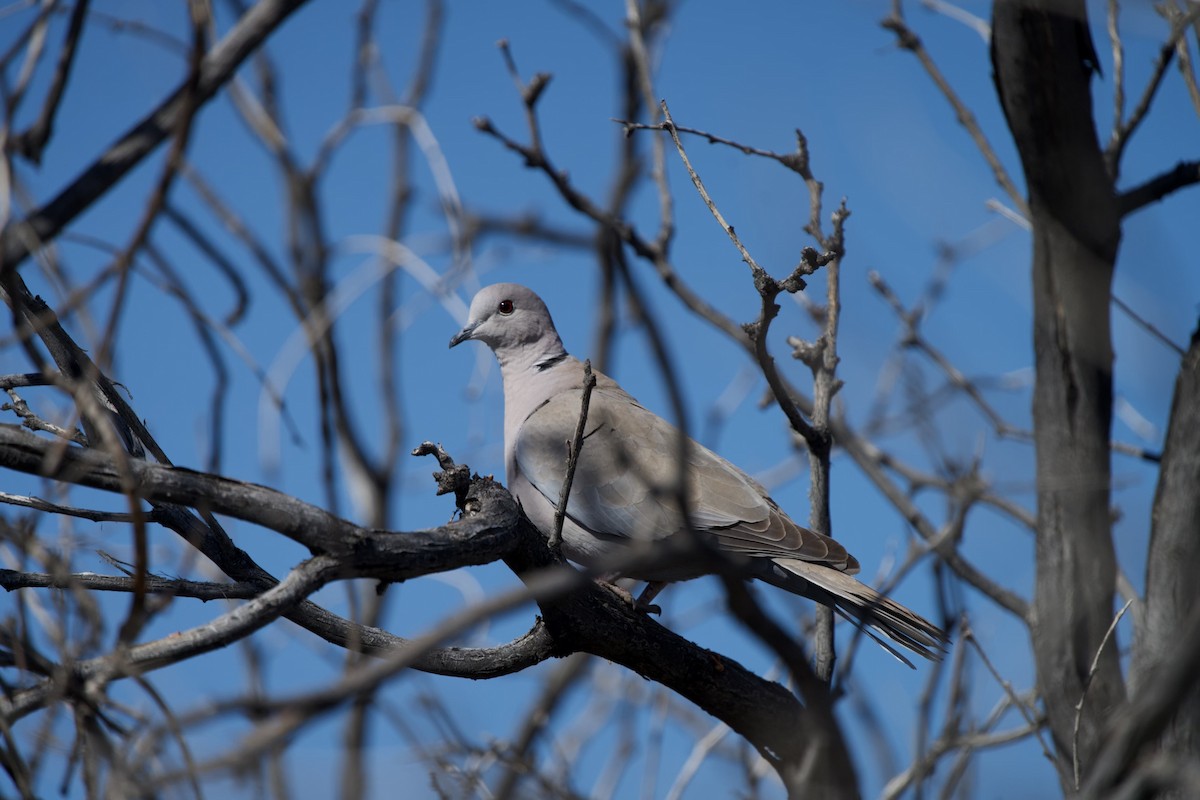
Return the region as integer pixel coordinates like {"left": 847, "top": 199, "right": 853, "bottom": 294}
{"left": 991, "top": 0, "right": 1126, "bottom": 788}
{"left": 1129, "top": 327, "right": 1200, "bottom": 795}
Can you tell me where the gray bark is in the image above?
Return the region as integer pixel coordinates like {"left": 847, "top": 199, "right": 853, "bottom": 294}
{"left": 991, "top": 0, "right": 1126, "bottom": 787}
{"left": 1126, "top": 327, "right": 1200, "bottom": 794}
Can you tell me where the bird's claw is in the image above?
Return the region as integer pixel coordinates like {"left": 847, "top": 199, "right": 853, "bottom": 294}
{"left": 637, "top": 599, "right": 663, "bottom": 616}
{"left": 599, "top": 580, "right": 662, "bottom": 615}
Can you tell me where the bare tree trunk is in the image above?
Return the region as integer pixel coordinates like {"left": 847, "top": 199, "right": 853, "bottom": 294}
{"left": 1130, "top": 328, "right": 1200, "bottom": 791}
{"left": 991, "top": 0, "right": 1126, "bottom": 788}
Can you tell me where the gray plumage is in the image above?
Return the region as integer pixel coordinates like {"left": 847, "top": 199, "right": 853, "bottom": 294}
{"left": 450, "top": 283, "right": 946, "bottom": 664}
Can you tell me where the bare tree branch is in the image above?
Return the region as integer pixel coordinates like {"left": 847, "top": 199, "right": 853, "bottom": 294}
{"left": 0, "top": 0, "right": 315, "bottom": 272}
{"left": 882, "top": 4, "right": 1029, "bottom": 217}
{"left": 1117, "top": 159, "right": 1200, "bottom": 217}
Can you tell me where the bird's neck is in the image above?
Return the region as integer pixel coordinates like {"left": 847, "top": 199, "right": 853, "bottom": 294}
{"left": 494, "top": 336, "right": 567, "bottom": 377}
{"left": 497, "top": 339, "right": 577, "bottom": 479}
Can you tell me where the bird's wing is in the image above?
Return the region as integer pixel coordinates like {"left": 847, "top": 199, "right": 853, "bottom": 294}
{"left": 514, "top": 386, "right": 854, "bottom": 570}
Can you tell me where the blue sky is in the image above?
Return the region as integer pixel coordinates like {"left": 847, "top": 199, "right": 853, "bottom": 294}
{"left": 4, "top": 1, "right": 1198, "bottom": 797}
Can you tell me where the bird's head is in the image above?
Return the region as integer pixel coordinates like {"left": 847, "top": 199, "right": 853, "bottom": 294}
{"left": 449, "top": 283, "right": 565, "bottom": 362}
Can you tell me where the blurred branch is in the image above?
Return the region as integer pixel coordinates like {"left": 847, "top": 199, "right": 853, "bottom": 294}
{"left": 1104, "top": 3, "right": 1200, "bottom": 178}
{"left": 2, "top": 554, "right": 342, "bottom": 724}
{"left": 882, "top": 4, "right": 1029, "bottom": 217}
{"left": 161, "top": 205, "right": 250, "bottom": 326}
{"left": 0, "top": 0, "right": 315, "bottom": 272}
{"left": 962, "top": 624, "right": 1052, "bottom": 760}
{"left": 625, "top": 0, "right": 674, "bottom": 255}
{"left": 6, "top": 0, "right": 90, "bottom": 165}
{"left": 1107, "top": 0, "right": 1126, "bottom": 154}
{"left": 1165, "top": 0, "right": 1200, "bottom": 117}
{"left": 460, "top": 210, "right": 593, "bottom": 250}
{"left": 837, "top": 426, "right": 1029, "bottom": 620}
{"left": 493, "top": 653, "right": 593, "bottom": 800}
{"left": 473, "top": 44, "right": 748, "bottom": 346}
{"left": 869, "top": 270, "right": 1022, "bottom": 438}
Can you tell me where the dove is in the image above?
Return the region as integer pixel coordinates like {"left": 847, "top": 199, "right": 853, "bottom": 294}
{"left": 450, "top": 283, "right": 946, "bottom": 664}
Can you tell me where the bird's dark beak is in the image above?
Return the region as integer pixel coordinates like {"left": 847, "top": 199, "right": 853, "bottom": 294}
{"left": 449, "top": 322, "right": 478, "bottom": 348}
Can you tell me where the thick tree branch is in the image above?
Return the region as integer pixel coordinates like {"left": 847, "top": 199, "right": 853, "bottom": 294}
{"left": 1, "top": 568, "right": 265, "bottom": 601}
{"left": 1117, "top": 160, "right": 1200, "bottom": 217}
{"left": 1, "top": 422, "right": 859, "bottom": 796}
{"left": 0, "top": 425, "right": 517, "bottom": 579}
{"left": 0, "top": 424, "right": 555, "bottom": 679}
{"left": 497, "top": 486, "right": 859, "bottom": 798}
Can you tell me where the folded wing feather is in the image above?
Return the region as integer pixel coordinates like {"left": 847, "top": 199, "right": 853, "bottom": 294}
{"left": 515, "top": 386, "right": 854, "bottom": 571}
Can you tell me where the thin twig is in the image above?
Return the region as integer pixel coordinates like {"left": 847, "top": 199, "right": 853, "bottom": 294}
{"left": 1073, "top": 598, "right": 1134, "bottom": 790}
{"left": 1108, "top": 0, "right": 1125, "bottom": 144}
{"left": 1167, "top": 0, "right": 1200, "bottom": 116}
{"left": 963, "top": 624, "right": 1054, "bottom": 762}
{"left": 658, "top": 101, "right": 765, "bottom": 282}
{"left": 882, "top": 8, "right": 1028, "bottom": 217}
{"left": 1105, "top": 3, "right": 1200, "bottom": 176}
{"left": 618, "top": 117, "right": 810, "bottom": 173}
{"left": 624, "top": 0, "right": 674, "bottom": 254}
{"left": 1112, "top": 293, "right": 1186, "bottom": 356}
{"left": 552, "top": 361, "right": 596, "bottom": 551}
{"left": 869, "top": 271, "right": 1021, "bottom": 437}
{"left": 476, "top": 76, "right": 750, "bottom": 347}
{"left": 8, "top": 0, "right": 91, "bottom": 165}
{"left": 3, "top": 388, "right": 87, "bottom": 445}
{"left": 920, "top": 0, "right": 990, "bottom": 40}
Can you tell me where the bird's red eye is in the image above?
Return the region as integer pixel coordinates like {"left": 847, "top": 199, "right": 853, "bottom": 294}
{"left": 498, "top": 299, "right": 514, "bottom": 315}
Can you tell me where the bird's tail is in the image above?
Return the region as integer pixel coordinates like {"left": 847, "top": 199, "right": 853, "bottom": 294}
{"left": 765, "top": 558, "right": 949, "bottom": 668}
